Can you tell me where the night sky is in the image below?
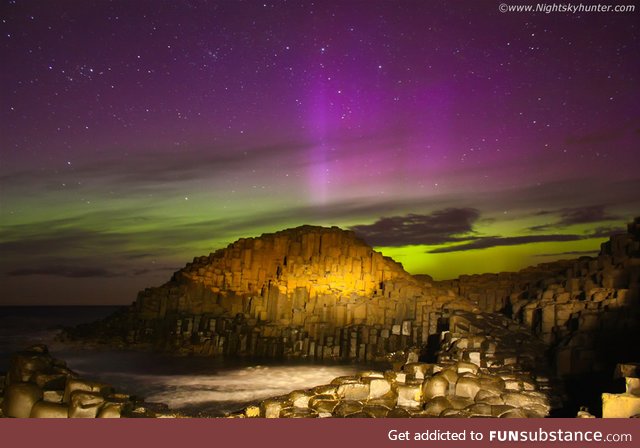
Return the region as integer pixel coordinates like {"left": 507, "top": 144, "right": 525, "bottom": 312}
{"left": 1, "top": 1, "right": 639, "bottom": 305}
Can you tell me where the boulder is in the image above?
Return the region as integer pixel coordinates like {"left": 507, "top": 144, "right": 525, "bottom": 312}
{"left": 333, "top": 400, "right": 364, "bottom": 417}
{"left": 2, "top": 382, "right": 43, "bottom": 418}
{"left": 30, "top": 401, "right": 69, "bottom": 418}
{"left": 312, "top": 384, "right": 337, "bottom": 397}
{"left": 491, "top": 404, "right": 516, "bottom": 417}
{"left": 448, "top": 396, "right": 474, "bottom": 410}
{"left": 366, "top": 378, "right": 391, "bottom": 399}
{"left": 97, "top": 402, "right": 124, "bottom": 418}
{"left": 288, "top": 390, "right": 312, "bottom": 408}
{"left": 457, "top": 361, "right": 479, "bottom": 375}
{"left": 68, "top": 391, "right": 105, "bottom": 418}
{"left": 260, "top": 397, "right": 289, "bottom": 418}
{"left": 64, "top": 379, "right": 112, "bottom": 403}
{"left": 404, "top": 363, "right": 433, "bottom": 380}
{"left": 336, "top": 382, "right": 369, "bottom": 401}
{"left": 499, "top": 408, "right": 529, "bottom": 418}
{"left": 386, "top": 407, "right": 411, "bottom": 418}
{"left": 422, "top": 375, "right": 449, "bottom": 399}
{"left": 602, "top": 393, "right": 640, "bottom": 418}
{"left": 396, "top": 383, "right": 423, "bottom": 409}
{"left": 43, "top": 390, "right": 64, "bottom": 403}
{"left": 423, "top": 396, "right": 452, "bottom": 416}
{"left": 626, "top": 378, "right": 640, "bottom": 396}
{"left": 362, "top": 404, "right": 390, "bottom": 418}
{"left": 34, "top": 372, "right": 68, "bottom": 390}
{"left": 501, "top": 391, "right": 548, "bottom": 410}
{"left": 464, "top": 402, "right": 492, "bottom": 417}
{"left": 308, "top": 395, "right": 339, "bottom": 413}
{"left": 455, "top": 376, "right": 481, "bottom": 400}
{"left": 279, "top": 407, "right": 318, "bottom": 418}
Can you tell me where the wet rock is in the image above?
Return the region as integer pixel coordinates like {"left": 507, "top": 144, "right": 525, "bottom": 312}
{"left": 330, "top": 375, "right": 359, "bottom": 386}
{"left": 279, "top": 407, "right": 318, "bottom": 418}
{"left": 68, "top": 391, "right": 105, "bottom": 418}
{"left": 439, "top": 368, "right": 459, "bottom": 386}
{"left": 43, "top": 390, "right": 64, "bottom": 403}
{"left": 440, "top": 409, "right": 470, "bottom": 418}
{"left": 244, "top": 405, "right": 260, "bottom": 417}
{"left": 336, "top": 382, "right": 369, "bottom": 401}
{"left": 365, "top": 378, "right": 391, "bottom": 399}
{"left": 448, "top": 396, "right": 474, "bottom": 410}
{"left": 423, "top": 396, "right": 452, "bottom": 416}
{"left": 63, "top": 378, "right": 112, "bottom": 403}
{"left": 499, "top": 408, "right": 529, "bottom": 418}
{"left": 362, "top": 404, "right": 390, "bottom": 418}
{"left": 464, "top": 402, "right": 492, "bottom": 417}
{"left": 501, "top": 391, "right": 548, "bottom": 411}
{"left": 2, "top": 382, "right": 43, "bottom": 418}
{"left": 602, "top": 393, "right": 640, "bottom": 418}
{"left": 404, "top": 363, "right": 433, "bottom": 380}
{"left": 491, "top": 404, "right": 516, "bottom": 417}
{"left": 344, "top": 411, "right": 371, "bottom": 418}
{"left": 478, "top": 376, "right": 505, "bottom": 394}
{"left": 308, "top": 395, "right": 339, "bottom": 414}
{"left": 97, "top": 402, "right": 125, "bottom": 418}
{"left": 456, "top": 361, "right": 479, "bottom": 375}
{"left": 288, "top": 390, "right": 313, "bottom": 408}
{"left": 260, "top": 397, "right": 289, "bottom": 418}
{"left": 366, "top": 394, "right": 398, "bottom": 408}
{"left": 312, "top": 384, "right": 337, "bottom": 397}
{"left": 475, "top": 390, "right": 505, "bottom": 405}
{"left": 29, "top": 401, "right": 69, "bottom": 418}
{"left": 455, "top": 376, "right": 481, "bottom": 400}
{"left": 333, "top": 400, "right": 364, "bottom": 417}
{"left": 422, "top": 374, "right": 449, "bottom": 399}
{"left": 396, "top": 383, "right": 423, "bottom": 409}
{"left": 386, "top": 407, "right": 411, "bottom": 418}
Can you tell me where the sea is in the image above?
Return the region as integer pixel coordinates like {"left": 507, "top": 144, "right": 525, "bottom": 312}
{"left": 0, "top": 306, "right": 369, "bottom": 417}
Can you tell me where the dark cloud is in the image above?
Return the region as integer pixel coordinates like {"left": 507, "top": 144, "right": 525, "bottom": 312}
{"left": 428, "top": 234, "right": 584, "bottom": 253}
{"left": 530, "top": 205, "right": 621, "bottom": 231}
{"left": 350, "top": 208, "right": 480, "bottom": 246}
{"left": 534, "top": 250, "right": 599, "bottom": 258}
{"left": 428, "top": 226, "right": 620, "bottom": 254}
{"left": 588, "top": 226, "right": 626, "bottom": 238}
{"left": 7, "top": 266, "right": 121, "bottom": 278}
{"left": 0, "top": 228, "right": 131, "bottom": 257}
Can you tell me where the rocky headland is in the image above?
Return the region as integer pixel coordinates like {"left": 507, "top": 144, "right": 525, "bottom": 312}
{"left": 3, "top": 219, "right": 640, "bottom": 418}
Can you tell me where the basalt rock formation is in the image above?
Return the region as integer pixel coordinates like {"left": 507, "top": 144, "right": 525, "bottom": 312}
{"left": 235, "top": 309, "right": 557, "bottom": 418}
{"left": 0, "top": 345, "right": 179, "bottom": 418}
{"left": 434, "top": 217, "right": 640, "bottom": 415}
{"left": 62, "top": 220, "right": 640, "bottom": 418}
{"left": 67, "top": 225, "right": 476, "bottom": 361}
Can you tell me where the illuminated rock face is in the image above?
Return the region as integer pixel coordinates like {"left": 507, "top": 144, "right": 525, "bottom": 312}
{"left": 436, "top": 218, "right": 640, "bottom": 378}
{"left": 136, "top": 225, "right": 413, "bottom": 321}
{"left": 71, "top": 225, "right": 476, "bottom": 360}
{"left": 237, "top": 310, "right": 556, "bottom": 418}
